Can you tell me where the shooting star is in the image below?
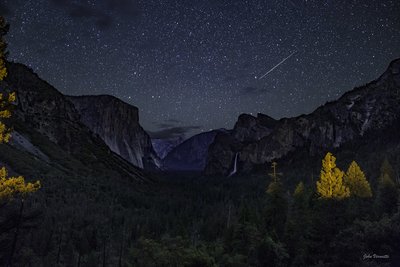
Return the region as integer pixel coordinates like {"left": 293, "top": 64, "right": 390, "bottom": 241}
{"left": 259, "top": 51, "right": 297, "bottom": 80}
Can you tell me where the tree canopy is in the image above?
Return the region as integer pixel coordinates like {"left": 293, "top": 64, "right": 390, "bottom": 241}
{"left": 316, "top": 152, "right": 350, "bottom": 199}
{"left": 344, "top": 161, "right": 372, "bottom": 198}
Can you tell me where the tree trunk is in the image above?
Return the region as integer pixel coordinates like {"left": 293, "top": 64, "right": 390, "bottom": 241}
{"left": 57, "top": 225, "right": 64, "bottom": 264}
{"left": 118, "top": 236, "right": 124, "bottom": 267}
{"left": 227, "top": 203, "right": 231, "bottom": 229}
{"left": 77, "top": 253, "right": 81, "bottom": 267}
{"left": 7, "top": 199, "right": 24, "bottom": 267}
{"left": 102, "top": 238, "right": 107, "bottom": 267}
{"left": 118, "top": 219, "right": 125, "bottom": 267}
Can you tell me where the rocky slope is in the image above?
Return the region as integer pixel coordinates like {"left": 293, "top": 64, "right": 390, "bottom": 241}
{"left": 162, "top": 130, "right": 227, "bottom": 171}
{"left": 0, "top": 62, "right": 151, "bottom": 185}
{"left": 67, "top": 95, "right": 160, "bottom": 169}
{"left": 205, "top": 58, "right": 400, "bottom": 176}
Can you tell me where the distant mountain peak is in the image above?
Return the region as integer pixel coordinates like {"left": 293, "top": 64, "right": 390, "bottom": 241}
{"left": 161, "top": 129, "right": 225, "bottom": 172}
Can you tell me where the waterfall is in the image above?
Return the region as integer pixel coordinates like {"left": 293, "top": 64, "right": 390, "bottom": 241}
{"left": 228, "top": 153, "right": 239, "bottom": 177}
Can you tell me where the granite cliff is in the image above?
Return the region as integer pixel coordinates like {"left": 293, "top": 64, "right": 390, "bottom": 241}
{"left": 205, "top": 59, "right": 400, "bottom": 176}
{"left": 0, "top": 62, "right": 151, "bottom": 184}
{"left": 67, "top": 95, "right": 160, "bottom": 169}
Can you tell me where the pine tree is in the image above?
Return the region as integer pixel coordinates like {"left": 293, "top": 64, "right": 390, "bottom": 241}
{"left": 316, "top": 152, "right": 350, "bottom": 199}
{"left": 344, "top": 161, "right": 372, "bottom": 198}
{"left": 284, "top": 181, "right": 310, "bottom": 265}
{"left": 375, "top": 159, "right": 398, "bottom": 216}
{"left": 379, "top": 158, "right": 395, "bottom": 183}
{"left": 0, "top": 16, "right": 40, "bottom": 201}
{"left": 0, "top": 16, "right": 13, "bottom": 143}
{"left": 0, "top": 91, "right": 15, "bottom": 143}
{"left": 293, "top": 181, "right": 305, "bottom": 197}
{"left": 265, "top": 180, "right": 288, "bottom": 237}
{"left": 0, "top": 16, "right": 8, "bottom": 81}
{"left": 0, "top": 17, "right": 41, "bottom": 266}
{"left": 264, "top": 162, "right": 288, "bottom": 236}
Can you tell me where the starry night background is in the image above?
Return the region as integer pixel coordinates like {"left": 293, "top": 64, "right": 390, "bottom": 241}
{"left": 1, "top": 0, "right": 399, "bottom": 139}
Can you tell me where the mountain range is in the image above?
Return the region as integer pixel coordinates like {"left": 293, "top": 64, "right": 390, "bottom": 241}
{"left": 205, "top": 58, "right": 400, "bottom": 178}
{"left": 1, "top": 58, "right": 399, "bottom": 182}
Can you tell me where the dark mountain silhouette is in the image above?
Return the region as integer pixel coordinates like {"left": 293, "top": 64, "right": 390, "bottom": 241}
{"left": 161, "top": 129, "right": 228, "bottom": 171}
{"left": 0, "top": 62, "right": 152, "bottom": 186}
{"left": 205, "top": 58, "right": 400, "bottom": 176}
{"left": 152, "top": 136, "right": 184, "bottom": 159}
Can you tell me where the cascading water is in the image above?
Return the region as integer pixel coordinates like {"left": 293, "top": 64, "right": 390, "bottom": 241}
{"left": 228, "top": 153, "right": 239, "bottom": 177}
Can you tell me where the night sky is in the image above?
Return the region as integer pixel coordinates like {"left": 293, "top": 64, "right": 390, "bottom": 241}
{"left": 1, "top": 0, "right": 400, "bottom": 139}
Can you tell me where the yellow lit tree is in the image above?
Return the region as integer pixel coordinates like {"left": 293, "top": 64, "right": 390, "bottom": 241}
{"left": 0, "top": 15, "right": 40, "bottom": 201}
{"left": 0, "top": 15, "right": 13, "bottom": 143}
{"left": 0, "top": 16, "right": 7, "bottom": 81}
{"left": 0, "top": 16, "right": 41, "bottom": 266}
{"left": 316, "top": 152, "right": 350, "bottom": 199}
{"left": 0, "top": 91, "right": 15, "bottom": 143}
{"left": 344, "top": 161, "right": 372, "bottom": 198}
{"left": 0, "top": 167, "right": 40, "bottom": 200}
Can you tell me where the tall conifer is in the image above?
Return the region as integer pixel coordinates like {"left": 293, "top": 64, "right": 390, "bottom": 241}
{"left": 344, "top": 161, "right": 372, "bottom": 198}
{"left": 316, "top": 152, "right": 350, "bottom": 199}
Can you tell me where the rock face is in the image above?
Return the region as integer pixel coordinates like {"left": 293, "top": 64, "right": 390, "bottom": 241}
{"left": 7, "top": 63, "right": 87, "bottom": 154}
{"left": 162, "top": 130, "right": 227, "bottom": 171}
{"left": 67, "top": 95, "right": 160, "bottom": 169}
{"left": 205, "top": 58, "right": 400, "bottom": 176}
{"left": 152, "top": 137, "right": 184, "bottom": 159}
{"left": 1, "top": 62, "right": 151, "bottom": 184}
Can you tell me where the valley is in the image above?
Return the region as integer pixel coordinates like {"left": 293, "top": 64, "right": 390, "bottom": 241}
{"left": 0, "top": 8, "right": 399, "bottom": 265}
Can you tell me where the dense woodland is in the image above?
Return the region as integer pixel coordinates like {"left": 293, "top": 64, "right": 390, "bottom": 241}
{"left": 0, "top": 154, "right": 399, "bottom": 267}
{"left": 1, "top": 16, "right": 400, "bottom": 267}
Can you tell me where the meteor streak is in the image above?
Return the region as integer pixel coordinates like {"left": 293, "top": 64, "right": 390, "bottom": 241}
{"left": 259, "top": 51, "right": 297, "bottom": 80}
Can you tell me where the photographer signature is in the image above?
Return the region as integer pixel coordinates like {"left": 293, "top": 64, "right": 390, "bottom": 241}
{"left": 363, "top": 253, "right": 390, "bottom": 260}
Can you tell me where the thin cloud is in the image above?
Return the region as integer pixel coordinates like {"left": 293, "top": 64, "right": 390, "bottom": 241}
{"left": 156, "top": 123, "right": 176, "bottom": 129}
{"left": 49, "top": 0, "right": 141, "bottom": 30}
{"left": 152, "top": 119, "right": 182, "bottom": 128}
{"left": 148, "top": 126, "right": 202, "bottom": 139}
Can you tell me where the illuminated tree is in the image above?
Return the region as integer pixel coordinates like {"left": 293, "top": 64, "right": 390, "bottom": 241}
{"left": 0, "top": 16, "right": 40, "bottom": 199}
{"left": 0, "top": 16, "right": 12, "bottom": 143}
{"left": 344, "top": 161, "right": 372, "bottom": 198}
{"left": 316, "top": 152, "right": 350, "bottom": 199}
{"left": 0, "top": 16, "right": 41, "bottom": 266}
{"left": 0, "top": 167, "right": 40, "bottom": 201}
{"left": 0, "top": 91, "right": 14, "bottom": 143}
{"left": 0, "top": 16, "right": 8, "bottom": 81}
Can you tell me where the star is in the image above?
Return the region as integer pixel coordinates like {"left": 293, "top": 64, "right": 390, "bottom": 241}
{"left": 2, "top": 0, "right": 399, "bottom": 139}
